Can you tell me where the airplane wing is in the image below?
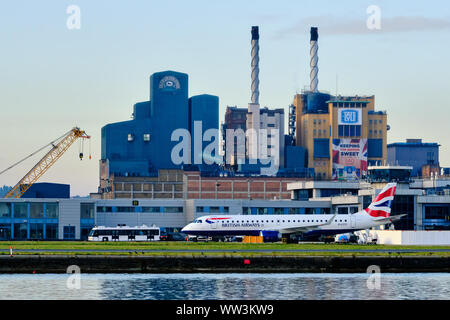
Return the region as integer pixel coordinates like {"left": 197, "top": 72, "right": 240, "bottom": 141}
{"left": 264, "top": 213, "right": 337, "bottom": 234}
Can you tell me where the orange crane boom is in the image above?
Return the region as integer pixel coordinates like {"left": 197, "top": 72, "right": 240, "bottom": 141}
{"left": 4, "top": 127, "right": 90, "bottom": 199}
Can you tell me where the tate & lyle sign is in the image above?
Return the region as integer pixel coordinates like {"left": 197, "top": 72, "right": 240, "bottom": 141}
{"left": 338, "top": 109, "right": 362, "bottom": 125}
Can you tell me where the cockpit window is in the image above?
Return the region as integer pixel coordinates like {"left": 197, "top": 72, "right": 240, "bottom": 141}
{"left": 197, "top": 220, "right": 202, "bottom": 223}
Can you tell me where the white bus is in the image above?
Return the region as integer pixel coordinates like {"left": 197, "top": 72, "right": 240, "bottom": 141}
{"left": 88, "top": 225, "right": 160, "bottom": 242}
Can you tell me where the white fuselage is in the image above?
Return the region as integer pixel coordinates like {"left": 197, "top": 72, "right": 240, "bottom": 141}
{"left": 181, "top": 210, "right": 388, "bottom": 237}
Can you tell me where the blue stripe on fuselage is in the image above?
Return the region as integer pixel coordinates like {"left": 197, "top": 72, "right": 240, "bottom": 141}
{"left": 184, "top": 228, "right": 357, "bottom": 237}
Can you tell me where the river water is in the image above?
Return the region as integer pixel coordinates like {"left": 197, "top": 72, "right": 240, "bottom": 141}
{"left": 0, "top": 273, "right": 449, "bottom": 300}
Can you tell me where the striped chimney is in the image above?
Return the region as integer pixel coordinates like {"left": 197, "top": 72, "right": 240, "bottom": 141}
{"left": 310, "top": 27, "right": 319, "bottom": 92}
{"left": 251, "top": 26, "right": 260, "bottom": 104}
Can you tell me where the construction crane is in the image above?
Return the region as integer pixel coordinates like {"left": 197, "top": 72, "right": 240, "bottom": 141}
{"left": 1, "top": 127, "right": 91, "bottom": 199}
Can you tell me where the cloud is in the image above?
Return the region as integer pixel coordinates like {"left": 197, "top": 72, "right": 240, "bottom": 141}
{"left": 274, "top": 15, "right": 450, "bottom": 39}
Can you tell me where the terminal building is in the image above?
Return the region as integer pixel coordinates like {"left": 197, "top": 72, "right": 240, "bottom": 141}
{"left": 288, "top": 166, "right": 450, "bottom": 231}
{"left": 1, "top": 167, "right": 449, "bottom": 240}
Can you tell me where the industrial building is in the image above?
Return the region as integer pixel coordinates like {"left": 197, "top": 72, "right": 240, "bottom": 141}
{"left": 95, "top": 169, "right": 303, "bottom": 200}
{"left": 222, "top": 106, "right": 247, "bottom": 167}
{"left": 99, "top": 71, "right": 219, "bottom": 196}
{"left": 100, "top": 70, "right": 219, "bottom": 176}
{"left": 21, "top": 183, "right": 70, "bottom": 199}
{"left": 223, "top": 26, "right": 286, "bottom": 171}
{"left": 292, "top": 27, "right": 388, "bottom": 181}
{"left": 387, "top": 139, "right": 440, "bottom": 177}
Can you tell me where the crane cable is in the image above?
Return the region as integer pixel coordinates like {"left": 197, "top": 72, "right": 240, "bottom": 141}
{"left": 0, "top": 129, "right": 73, "bottom": 177}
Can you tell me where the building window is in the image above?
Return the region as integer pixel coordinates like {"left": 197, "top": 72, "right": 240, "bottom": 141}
{"left": 14, "top": 203, "right": 27, "bottom": 218}
{"left": 143, "top": 134, "right": 151, "bottom": 142}
{"left": 350, "top": 207, "right": 359, "bottom": 214}
{"left": 117, "top": 207, "right": 135, "bottom": 213}
{"left": 338, "top": 125, "right": 344, "bottom": 137}
{"left": 344, "top": 125, "right": 349, "bottom": 136}
{"left": 427, "top": 152, "right": 435, "bottom": 164}
{"left": 223, "top": 207, "right": 229, "bottom": 213}
{"left": 142, "top": 207, "right": 161, "bottom": 213}
{"left": 163, "top": 207, "right": 183, "bottom": 213}
{"left": 97, "top": 206, "right": 113, "bottom": 212}
{"left": 257, "top": 208, "right": 268, "bottom": 215}
{"left": 0, "top": 203, "right": 11, "bottom": 218}
{"left": 14, "top": 223, "right": 27, "bottom": 240}
{"left": 46, "top": 224, "right": 58, "bottom": 239}
{"left": 0, "top": 224, "right": 11, "bottom": 240}
{"left": 196, "top": 206, "right": 205, "bottom": 213}
{"left": 242, "top": 207, "right": 249, "bottom": 215}
{"left": 80, "top": 203, "right": 94, "bottom": 219}
{"left": 356, "top": 126, "right": 361, "bottom": 136}
{"left": 210, "top": 207, "right": 220, "bottom": 213}
{"left": 30, "top": 203, "right": 43, "bottom": 219}
{"left": 350, "top": 125, "right": 355, "bottom": 137}
{"left": 30, "top": 224, "right": 44, "bottom": 240}
{"left": 274, "top": 208, "right": 284, "bottom": 214}
{"left": 424, "top": 205, "right": 449, "bottom": 220}
{"left": 63, "top": 226, "right": 76, "bottom": 240}
{"left": 46, "top": 203, "right": 59, "bottom": 218}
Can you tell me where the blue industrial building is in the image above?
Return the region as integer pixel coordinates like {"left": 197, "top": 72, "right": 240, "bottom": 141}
{"left": 388, "top": 139, "right": 440, "bottom": 177}
{"left": 101, "top": 71, "right": 219, "bottom": 177}
{"left": 22, "top": 183, "right": 70, "bottom": 199}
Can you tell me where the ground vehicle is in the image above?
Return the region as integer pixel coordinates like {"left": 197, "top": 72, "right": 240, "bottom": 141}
{"left": 334, "top": 233, "right": 358, "bottom": 243}
{"left": 167, "top": 232, "right": 188, "bottom": 241}
{"left": 187, "top": 235, "right": 212, "bottom": 242}
{"left": 224, "top": 236, "right": 243, "bottom": 242}
{"left": 319, "top": 235, "right": 335, "bottom": 243}
{"left": 88, "top": 225, "right": 160, "bottom": 241}
{"left": 160, "top": 232, "right": 168, "bottom": 241}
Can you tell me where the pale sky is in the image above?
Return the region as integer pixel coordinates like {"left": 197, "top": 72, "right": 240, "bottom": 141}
{"left": 0, "top": 0, "right": 449, "bottom": 196}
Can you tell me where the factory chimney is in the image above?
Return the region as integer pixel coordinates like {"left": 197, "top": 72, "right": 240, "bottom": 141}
{"left": 251, "top": 26, "right": 260, "bottom": 104}
{"left": 310, "top": 27, "right": 319, "bottom": 92}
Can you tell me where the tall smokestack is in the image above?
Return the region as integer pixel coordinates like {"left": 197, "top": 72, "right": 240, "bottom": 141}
{"left": 251, "top": 26, "right": 260, "bottom": 104}
{"left": 310, "top": 27, "right": 318, "bottom": 93}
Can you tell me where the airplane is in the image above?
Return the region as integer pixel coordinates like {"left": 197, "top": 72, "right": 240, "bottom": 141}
{"left": 181, "top": 182, "right": 404, "bottom": 241}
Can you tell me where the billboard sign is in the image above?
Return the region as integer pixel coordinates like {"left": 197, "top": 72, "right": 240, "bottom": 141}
{"left": 338, "top": 109, "right": 362, "bottom": 125}
{"left": 332, "top": 138, "right": 367, "bottom": 180}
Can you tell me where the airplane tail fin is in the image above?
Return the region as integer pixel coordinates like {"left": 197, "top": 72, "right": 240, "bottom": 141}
{"left": 364, "top": 183, "right": 397, "bottom": 218}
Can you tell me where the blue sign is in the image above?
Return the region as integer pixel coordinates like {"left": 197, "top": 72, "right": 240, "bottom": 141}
{"left": 339, "top": 109, "right": 361, "bottom": 125}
